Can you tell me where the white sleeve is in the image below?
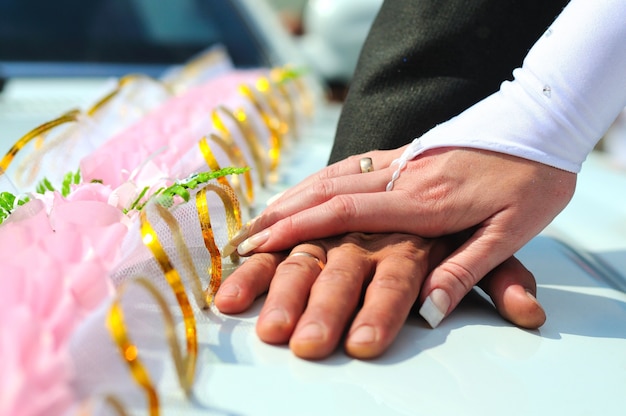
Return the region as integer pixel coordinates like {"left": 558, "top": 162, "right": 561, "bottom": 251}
{"left": 388, "top": 0, "right": 626, "bottom": 190}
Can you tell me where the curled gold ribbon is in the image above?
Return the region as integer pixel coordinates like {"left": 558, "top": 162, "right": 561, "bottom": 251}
{"left": 202, "top": 133, "right": 253, "bottom": 206}
{"left": 139, "top": 210, "right": 198, "bottom": 390}
{"left": 198, "top": 136, "right": 249, "bottom": 214}
{"left": 271, "top": 66, "right": 315, "bottom": 120}
{"left": 212, "top": 106, "right": 268, "bottom": 187}
{"left": 107, "top": 286, "right": 159, "bottom": 416}
{"left": 195, "top": 184, "right": 242, "bottom": 303}
{"left": 151, "top": 203, "right": 207, "bottom": 309}
{"left": 162, "top": 47, "right": 229, "bottom": 94}
{"left": 106, "top": 277, "right": 199, "bottom": 416}
{"left": 198, "top": 137, "right": 230, "bottom": 188}
{"left": 0, "top": 109, "right": 81, "bottom": 178}
{"left": 238, "top": 84, "right": 282, "bottom": 172}
{"left": 78, "top": 391, "right": 131, "bottom": 416}
{"left": 254, "top": 77, "right": 292, "bottom": 140}
{"left": 257, "top": 75, "right": 297, "bottom": 141}
{"left": 87, "top": 74, "right": 173, "bottom": 117}
{"left": 99, "top": 395, "right": 130, "bottom": 416}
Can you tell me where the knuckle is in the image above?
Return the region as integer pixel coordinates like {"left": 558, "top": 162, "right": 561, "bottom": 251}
{"left": 277, "top": 257, "right": 320, "bottom": 278}
{"left": 370, "top": 273, "right": 416, "bottom": 301}
{"left": 316, "top": 266, "right": 359, "bottom": 286}
{"left": 437, "top": 261, "right": 479, "bottom": 294}
{"left": 339, "top": 232, "right": 372, "bottom": 247}
{"left": 411, "top": 182, "right": 453, "bottom": 209}
{"left": 320, "top": 161, "right": 342, "bottom": 179}
{"left": 277, "top": 214, "right": 298, "bottom": 238}
{"left": 327, "top": 195, "right": 359, "bottom": 228}
{"left": 310, "top": 179, "right": 335, "bottom": 202}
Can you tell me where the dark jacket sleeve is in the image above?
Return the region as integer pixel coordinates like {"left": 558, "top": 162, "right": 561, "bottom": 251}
{"left": 329, "top": 0, "right": 569, "bottom": 163}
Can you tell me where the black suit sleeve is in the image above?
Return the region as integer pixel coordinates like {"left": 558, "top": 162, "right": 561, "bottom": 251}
{"left": 329, "top": 0, "right": 570, "bottom": 164}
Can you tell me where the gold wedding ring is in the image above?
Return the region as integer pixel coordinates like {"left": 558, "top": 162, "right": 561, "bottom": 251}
{"left": 288, "top": 251, "right": 325, "bottom": 271}
{"left": 359, "top": 157, "right": 373, "bottom": 173}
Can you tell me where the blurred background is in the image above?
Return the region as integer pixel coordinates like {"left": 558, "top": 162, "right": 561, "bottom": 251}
{"left": 1, "top": 0, "right": 624, "bottom": 167}
{"left": 266, "top": 0, "right": 383, "bottom": 100}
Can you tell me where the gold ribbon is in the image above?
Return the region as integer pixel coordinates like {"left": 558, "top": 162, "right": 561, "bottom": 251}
{"left": 139, "top": 209, "right": 198, "bottom": 388}
{"left": 0, "top": 109, "right": 81, "bottom": 180}
{"left": 87, "top": 74, "right": 173, "bottom": 117}
{"left": 198, "top": 137, "right": 230, "bottom": 188}
{"left": 106, "top": 277, "right": 199, "bottom": 416}
{"left": 107, "top": 283, "right": 159, "bottom": 416}
{"left": 162, "top": 47, "right": 229, "bottom": 94}
{"left": 151, "top": 203, "right": 207, "bottom": 309}
{"left": 238, "top": 84, "right": 282, "bottom": 172}
{"left": 271, "top": 66, "right": 315, "bottom": 120}
{"left": 212, "top": 106, "right": 268, "bottom": 187}
{"left": 199, "top": 133, "right": 253, "bottom": 206}
{"left": 195, "top": 183, "right": 242, "bottom": 303}
{"left": 99, "top": 395, "right": 130, "bottom": 416}
{"left": 256, "top": 76, "right": 297, "bottom": 142}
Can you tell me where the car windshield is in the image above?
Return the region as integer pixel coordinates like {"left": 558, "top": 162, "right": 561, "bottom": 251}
{"left": 0, "top": 0, "right": 267, "bottom": 75}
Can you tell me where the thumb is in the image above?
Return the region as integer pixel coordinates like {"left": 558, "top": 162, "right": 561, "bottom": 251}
{"left": 418, "top": 226, "right": 524, "bottom": 328}
{"left": 478, "top": 256, "right": 546, "bottom": 329}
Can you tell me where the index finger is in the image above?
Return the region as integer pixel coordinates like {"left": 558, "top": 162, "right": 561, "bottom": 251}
{"left": 269, "top": 150, "right": 398, "bottom": 207}
{"left": 237, "top": 190, "right": 419, "bottom": 256}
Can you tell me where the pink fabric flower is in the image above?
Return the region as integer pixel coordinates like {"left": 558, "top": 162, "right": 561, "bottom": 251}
{"left": 0, "top": 193, "right": 127, "bottom": 416}
{"left": 80, "top": 69, "right": 265, "bottom": 187}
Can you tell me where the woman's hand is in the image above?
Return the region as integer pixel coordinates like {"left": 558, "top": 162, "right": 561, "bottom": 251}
{"left": 216, "top": 232, "right": 546, "bottom": 360}
{"left": 225, "top": 147, "right": 575, "bottom": 327}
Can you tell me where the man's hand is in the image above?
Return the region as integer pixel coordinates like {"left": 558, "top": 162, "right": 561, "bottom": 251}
{"left": 216, "top": 232, "right": 546, "bottom": 360}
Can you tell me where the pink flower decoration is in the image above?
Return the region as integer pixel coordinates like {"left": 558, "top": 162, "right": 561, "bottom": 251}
{"left": 0, "top": 193, "right": 127, "bottom": 415}
{"left": 80, "top": 69, "right": 264, "bottom": 187}
{"left": 65, "top": 181, "right": 112, "bottom": 204}
{"left": 0, "top": 305, "right": 74, "bottom": 416}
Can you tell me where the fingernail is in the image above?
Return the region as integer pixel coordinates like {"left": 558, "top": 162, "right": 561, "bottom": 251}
{"left": 266, "top": 190, "right": 285, "bottom": 206}
{"left": 221, "top": 219, "right": 256, "bottom": 258}
{"left": 295, "top": 322, "right": 324, "bottom": 341}
{"left": 525, "top": 289, "right": 543, "bottom": 308}
{"left": 349, "top": 325, "right": 376, "bottom": 344}
{"left": 237, "top": 229, "right": 270, "bottom": 256}
{"left": 264, "top": 308, "right": 288, "bottom": 325}
{"left": 419, "top": 288, "right": 450, "bottom": 328}
{"left": 217, "top": 284, "right": 239, "bottom": 298}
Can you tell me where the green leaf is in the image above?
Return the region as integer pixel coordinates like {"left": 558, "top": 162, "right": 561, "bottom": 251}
{"left": 168, "top": 184, "right": 191, "bottom": 202}
{"left": 61, "top": 171, "right": 74, "bottom": 197}
{"left": 36, "top": 182, "right": 46, "bottom": 194}
{"left": 275, "top": 67, "right": 307, "bottom": 85}
{"left": 0, "top": 192, "right": 15, "bottom": 211}
{"left": 127, "top": 186, "right": 150, "bottom": 212}
{"left": 124, "top": 167, "right": 249, "bottom": 212}
{"left": 0, "top": 192, "right": 30, "bottom": 224}
{"left": 43, "top": 178, "right": 55, "bottom": 192}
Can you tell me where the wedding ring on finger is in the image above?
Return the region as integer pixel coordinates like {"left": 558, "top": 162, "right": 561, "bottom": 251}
{"left": 359, "top": 157, "right": 373, "bottom": 173}
{"left": 288, "top": 251, "right": 325, "bottom": 271}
